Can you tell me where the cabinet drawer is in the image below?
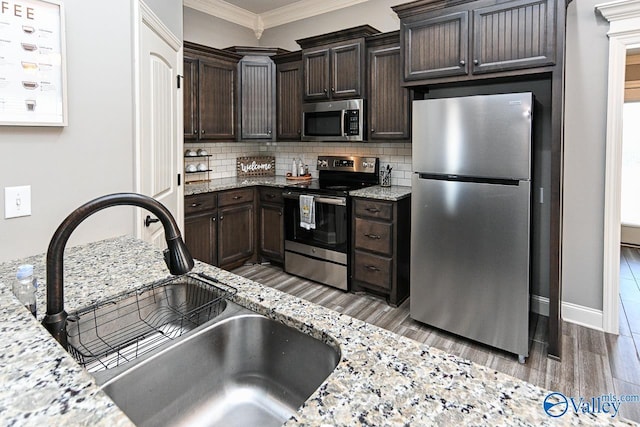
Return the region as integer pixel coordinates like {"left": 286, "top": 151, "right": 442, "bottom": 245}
{"left": 354, "top": 218, "right": 392, "bottom": 255}
{"left": 185, "top": 193, "right": 216, "bottom": 215}
{"left": 260, "top": 187, "right": 283, "bottom": 204}
{"left": 353, "top": 250, "right": 392, "bottom": 291}
{"left": 218, "top": 188, "right": 254, "bottom": 207}
{"left": 354, "top": 199, "right": 393, "bottom": 221}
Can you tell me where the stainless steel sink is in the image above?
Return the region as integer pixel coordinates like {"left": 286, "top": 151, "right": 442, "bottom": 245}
{"left": 98, "top": 303, "right": 341, "bottom": 427}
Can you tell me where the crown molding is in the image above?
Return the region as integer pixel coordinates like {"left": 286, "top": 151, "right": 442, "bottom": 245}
{"left": 184, "top": 0, "right": 371, "bottom": 39}
{"left": 596, "top": 0, "right": 640, "bottom": 22}
{"left": 261, "top": 0, "right": 369, "bottom": 29}
{"left": 184, "top": 0, "right": 256, "bottom": 29}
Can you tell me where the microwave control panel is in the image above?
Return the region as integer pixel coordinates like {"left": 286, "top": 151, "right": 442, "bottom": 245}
{"left": 346, "top": 110, "right": 360, "bottom": 136}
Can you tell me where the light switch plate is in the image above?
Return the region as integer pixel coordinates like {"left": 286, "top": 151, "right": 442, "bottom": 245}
{"left": 5, "top": 186, "right": 32, "bottom": 218}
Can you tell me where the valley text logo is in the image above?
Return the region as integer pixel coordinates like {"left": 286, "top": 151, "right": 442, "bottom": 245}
{"left": 543, "top": 391, "right": 640, "bottom": 418}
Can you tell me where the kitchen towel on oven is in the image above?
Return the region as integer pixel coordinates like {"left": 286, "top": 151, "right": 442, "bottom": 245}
{"left": 299, "top": 195, "right": 316, "bottom": 230}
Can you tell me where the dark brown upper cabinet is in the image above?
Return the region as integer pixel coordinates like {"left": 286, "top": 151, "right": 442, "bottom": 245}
{"left": 274, "top": 51, "right": 303, "bottom": 140}
{"left": 297, "top": 25, "right": 380, "bottom": 101}
{"left": 394, "top": 0, "right": 557, "bottom": 85}
{"left": 227, "top": 47, "right": 286, "bottom": 141}
{"left": 183, "top": 42, "right": 241, "bottom": 141}
{"left": 366, "top": 32, "right": 410, "bottom": 140}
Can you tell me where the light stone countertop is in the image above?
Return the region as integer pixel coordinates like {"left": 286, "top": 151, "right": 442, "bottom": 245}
{"left": 0, "top": 236, "right": 633, "bottom": 426}
{"left": 185, "top": 176, "right": 411, "bottom": 201}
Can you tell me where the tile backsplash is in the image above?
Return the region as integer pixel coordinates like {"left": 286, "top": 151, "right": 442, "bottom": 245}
{"left": 188, "top": 141, "right": 413, "bottom": 187}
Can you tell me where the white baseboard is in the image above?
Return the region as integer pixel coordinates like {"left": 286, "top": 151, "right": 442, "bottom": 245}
{"left": 562, "top": 301, "right": 604, "bottom": 331}
{"left": 531, "top": 294, "right": 549, "bottom": 316}
{"left": 530, "top": 296, "right": 603, "bottom": 331}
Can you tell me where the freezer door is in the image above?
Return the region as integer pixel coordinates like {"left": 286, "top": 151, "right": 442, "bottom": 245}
{"left": 410, "top": 174, "right": 531, "bottom": 356}
{"left": 412, "top": 92, "right": 532, "bottom": 180}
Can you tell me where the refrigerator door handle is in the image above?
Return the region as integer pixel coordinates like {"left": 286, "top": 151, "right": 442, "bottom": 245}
{"left": 416, "top": 173, "right": 521, "bottom": 186}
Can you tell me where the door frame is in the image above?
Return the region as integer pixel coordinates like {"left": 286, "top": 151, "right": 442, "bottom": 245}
{"left": 596, "top": 0, "right": 640, "bottom": 334}
{"left": 132, "top": 0, "right": 184, "bottom": 239}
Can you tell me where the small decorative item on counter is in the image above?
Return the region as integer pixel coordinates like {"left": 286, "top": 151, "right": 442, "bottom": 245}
{"left": 13, "top": 264, "right": 37, "bottom": 317}
{"left": 380, "top": 165, "right": 392, "bottom": 187}
{"left": 292, "top": 157, "right": 299, "bottom": 177}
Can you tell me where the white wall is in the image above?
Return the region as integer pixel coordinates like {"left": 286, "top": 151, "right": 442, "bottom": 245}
{"left": 0, "top": 1, "right": 184, "bottom": 264}
{"left": 562, "top": 0, "right": 611, "bottom": 311}
{"left": 183, "top": 7, "right": 257, "bottom": 48}
{"left": 259, "top": 0, "right": 402, "bottom": 50}
{"left": 0, "top": 0, "right": 138, "bottom": 262}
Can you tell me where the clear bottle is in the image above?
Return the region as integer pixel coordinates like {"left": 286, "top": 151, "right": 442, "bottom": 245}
{"left": 13, "top": 264, "right": 37, "bottom": 317}
{"left": 299, "top": 157, "right": 305, "bottom": 176}
{"left": 292, "top": 157, "right": 299, "bottom": 177}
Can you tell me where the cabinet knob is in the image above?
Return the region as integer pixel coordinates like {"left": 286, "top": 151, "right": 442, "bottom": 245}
{"left": 297, "top": 129, "right": 301, "bottom": 135}
{"left": 212, "top": 217, "right": 216, "bottom": 222}
{"left": 473, "top": 59, "right": 479, "bottom": 65}
{"left": 331, "top": 87, "right": 335, "bottom": 92}
{"left": 267, "top": 130, "right": 272, "bottom": 135}
{"left": 193, "top": 130, "right": 198, "bottom": 134}
{"left": 279, "top": 211, "right": 282, "bottom": 216}
{"left": 201, "top": 129, "right": 206, "bottom": 134}
{"left": 371, "top": 128, "right": 375, "bottom": 133}
{"left": 323, "top": 88, "right": 327, "bottom": 93}
{"left": 459, "top": 60, "right": 466, "bottom": 66}
{"left": 219, "top": 215, "right": 223, "bottom": 220}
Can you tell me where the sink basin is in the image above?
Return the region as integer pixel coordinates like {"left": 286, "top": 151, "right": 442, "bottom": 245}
{"left": 99, "top": 306, "right": 341, "bottom": 427}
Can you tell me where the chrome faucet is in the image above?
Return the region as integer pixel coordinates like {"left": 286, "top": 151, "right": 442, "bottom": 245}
{"left": 42, "top": 193, "right": 194, "bottom": 349}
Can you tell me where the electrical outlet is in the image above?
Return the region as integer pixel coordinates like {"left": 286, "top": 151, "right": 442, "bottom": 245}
{"left": 5, "top": 186, "right": 32, "bottom": 218}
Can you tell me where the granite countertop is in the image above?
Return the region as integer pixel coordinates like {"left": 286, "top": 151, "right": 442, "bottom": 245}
{"left": 185, "top": 176, "right": 411, "bottom": 201}
{"left": 0, "top": 236, "right": 632, "bottom": 426}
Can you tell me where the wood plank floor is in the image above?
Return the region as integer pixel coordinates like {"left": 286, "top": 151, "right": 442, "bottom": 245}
{"left": 233, "top": 246, "right": 640, "bottom": 422}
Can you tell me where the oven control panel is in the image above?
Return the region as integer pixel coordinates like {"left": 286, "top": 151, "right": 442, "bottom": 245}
{"left": 316, "top": 156, "right": 378, "bottom": 173}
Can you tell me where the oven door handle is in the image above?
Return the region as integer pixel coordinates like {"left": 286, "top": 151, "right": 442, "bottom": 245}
{"left": 283, "top": 192, "right": 347, "bottom": 206}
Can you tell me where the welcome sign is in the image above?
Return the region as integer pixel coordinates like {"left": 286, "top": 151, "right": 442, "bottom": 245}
{"left": 236, "top": 156, "right": 275, "bottom": 178}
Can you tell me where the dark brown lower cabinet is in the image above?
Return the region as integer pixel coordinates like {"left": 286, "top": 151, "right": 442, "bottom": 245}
{"left": 258, "top": 187, "right": 284, "bottom": 264}
{"left": 351, "top": 196, "right": 411, "bottom": 306}
{"left": 184, "top": 188, "right": 256, "bottom": 270}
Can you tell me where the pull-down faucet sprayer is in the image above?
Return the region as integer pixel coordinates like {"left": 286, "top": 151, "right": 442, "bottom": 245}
{"left": 42, "top": 193, "right": 194, "bottom": 349}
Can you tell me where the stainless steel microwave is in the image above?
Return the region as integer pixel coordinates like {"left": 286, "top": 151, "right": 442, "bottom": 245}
{"left": 301, "top": 99, "right": 364, "bottom": 142}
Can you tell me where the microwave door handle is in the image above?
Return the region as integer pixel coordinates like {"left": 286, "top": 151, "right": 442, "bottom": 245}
{"left": 341, "top": 109, "right": 347, "bottom": 137}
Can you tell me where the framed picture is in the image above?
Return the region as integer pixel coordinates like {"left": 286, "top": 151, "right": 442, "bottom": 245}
{"left": 0, "top": 0, "right": 67, "bottom": 126}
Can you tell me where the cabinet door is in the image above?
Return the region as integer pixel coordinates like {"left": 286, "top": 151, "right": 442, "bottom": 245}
{"left": 368, "top": 44, "right": 409, "bottom": 140}
{"left": 303, "top": 48, "right": 330, "bottom": 101}
{"left": 199, "top": 57, "right": 236, "bottom": 140}
{"left": 276, "top": 59, "right": 302, "bottom": 140}
{"left": 260, "top": 203, "right": 284, "bottom": 262}
{"left": 183, "top": 55, "right": 198, "bottom": 140}
{"left": 184, "top": 212, "right": 217, "bottom": 265}
{"left": 218, "top": 203, "right": 254, "bottom": 268}
{"left": 403, "top": 11, "right": 468, "bottom": 81}
{"left": 330, "top": 41, "right": 364, "bottom": 99}
{"left": 472, "top": 0, "right": 556, "bottom": 74}
{"left": 239, "top": 58, "right": 275, "bottom": 139}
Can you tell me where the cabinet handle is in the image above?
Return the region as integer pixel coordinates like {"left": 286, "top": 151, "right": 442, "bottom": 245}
{"left": 365, "top": 207, "right": 380, "bottom": 213}
{"left": 459, "top": 60, "right": 466, "bottom": 66}
{"left": 232, "top": 195, "right": 243, "bottom": 200}
{"left": 365, "top": 233, "right": 381, "bottom": 240}
{"left": 190, "top": 202, "right": 202, "bottom": 208}
{"left": 267, "top": 194, "right": 276, "bottom": 199}
{"left": 365, "top": 265, "right": 380, "bottom": 272}
{"left": 473, "top": 59, "right": 479, "bottom": 65}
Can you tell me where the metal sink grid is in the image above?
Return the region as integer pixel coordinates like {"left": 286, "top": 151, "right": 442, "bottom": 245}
{"left": 65, "top": 273, "right": 236, "bottom": 372}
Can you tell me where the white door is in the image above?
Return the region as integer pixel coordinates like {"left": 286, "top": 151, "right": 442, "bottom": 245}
{"left": 136, "top": 3, "right": 183, "bottom": 248}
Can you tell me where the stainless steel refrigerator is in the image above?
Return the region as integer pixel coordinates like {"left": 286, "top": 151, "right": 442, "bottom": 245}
{"left": 411, "top": 92, "right": 532, "bottom": 362}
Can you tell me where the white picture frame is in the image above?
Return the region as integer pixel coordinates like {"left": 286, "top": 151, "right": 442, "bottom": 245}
{"left": 0, "top": 0, "right": 68, "bottom": 126}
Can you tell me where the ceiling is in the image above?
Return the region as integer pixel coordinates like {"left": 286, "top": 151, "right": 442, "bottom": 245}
{"left": 224, "top": 0, "right": 300, "bottom": 14}
{"left": 183, "top": 0, "right": 369, "bottom": 38}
